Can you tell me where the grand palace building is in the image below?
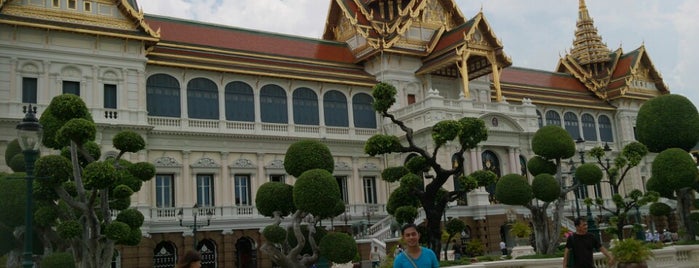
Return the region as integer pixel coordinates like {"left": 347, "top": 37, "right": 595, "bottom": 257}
{"left": 0, "top": 0, "right": 669, "bottom": 267}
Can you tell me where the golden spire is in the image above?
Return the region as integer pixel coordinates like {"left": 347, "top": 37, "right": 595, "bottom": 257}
{"left": 569, "top": 0, "right": 610, "bottom": 67}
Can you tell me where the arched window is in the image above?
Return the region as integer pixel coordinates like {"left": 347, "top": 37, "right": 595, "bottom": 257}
{"left": 153, "top": 241, "right": 177, "bottom": 268}
{"left": 225, "top": 81, "right": 254, "bottom": 122}
{"left": 293, "top": 87, "right": 319, "bottom": 125}
{"left": 581, "top": 114, "right": 597, "bottom": 141}
{"left": 146, "top": 74, "right": 180, "bottom": 117}
{"left": 260, "top": 84, "right": 288, "bottom": 123}
{"left": 519, "top": 155, "right": 528, "bottom": 177}
{"left": 324, "top": 90, "right": 349, "bottom": 127}
{"left": 599, "top": 115, "right": 613, "bottom": 142}
{"left": 564, "top": 112, "right": 581, "bottom": 139}
{"left": 482, "top": 150, "right": 500, "bottom": 203}
{"left": 187, "top": 78, "right": 219, "bottom": 119}
{"left": 197, "top": 239, "right": 217, "bottom": 267}
{"left": 353, "top": 93, "right": 376, "bottom": 129}
{"left": 545, "top": 111, "right": 561, "bottom": 126}
{"left": 536, "top": 110, "right": 543, "bottom": 128}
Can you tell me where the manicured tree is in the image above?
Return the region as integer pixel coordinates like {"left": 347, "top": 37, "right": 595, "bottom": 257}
{"left": 32, "top": 94, "right": 155, "bottom": 268}
{"left": 365, "top": 82, "right": 489, "bottom": 258}
{"left": 586, "top": 142, "right": 659, "bottom": 240}
{"left": 636, "top": 94, "right": 699, "bottom": 241}
{"left": 495, "top": 125, "right": 578, "bottom": 254}
{"left": 443, "top": 218, "right": 466, "bottom": 261}
{"left": 256, "top": 140, "right": 357, "bottom": 268}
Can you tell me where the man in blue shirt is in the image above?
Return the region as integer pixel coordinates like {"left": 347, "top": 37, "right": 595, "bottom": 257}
{"left": 393, "top": 223, "right": 439, "bottom": 268}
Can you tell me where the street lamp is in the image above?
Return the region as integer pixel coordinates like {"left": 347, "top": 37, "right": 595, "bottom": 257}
{"left": 17, "top": 104, "right": 43, "bottom": 268}
{"left": 574, "top": 138, "right": 601, "bottom": 242}
{"left": 178, "top": 204, "right": 213, "bottom": 249}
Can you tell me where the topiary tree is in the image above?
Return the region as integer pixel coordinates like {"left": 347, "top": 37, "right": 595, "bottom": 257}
{"left": 256, "top": 139, "right": 357, "bottom": 268}
{"left": 443, "top": 218, "right": 466, "bottom": 260}
{"left": 636, "top": 94, "right": 699, "bottom": 241}
{"left": 495, "top": 125, "right": 576, "bottom": 255}
{"left": 30, "top": 94, "right": 155, "bottom": 268}
{"left": 585, "top": 142, "right": 658, "bottom": 240}
{"left": 365, "top": 82, "right": 490, "bottom": 258}
{"left": 41, "top": 252, "right": 76, "bottom": 268}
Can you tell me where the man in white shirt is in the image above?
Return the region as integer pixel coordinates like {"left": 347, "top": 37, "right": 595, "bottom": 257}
{"left": 371, "top": 246, "right": 382, "bottom": 268}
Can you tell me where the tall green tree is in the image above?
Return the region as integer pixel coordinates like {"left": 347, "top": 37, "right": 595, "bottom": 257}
{"left": 586, "top": 142, "right": 658, "bottom": 240}
{"left": 495, "top": 125, "right": 580, "bottom": 255}
{"left": 256, "top": 140, "right": 357, "bottom": 268}
{"left": 32, "top": 94, "right": 155, "bottom": 268}
{"left": 636, "top": 94, "right": 699, "bottom": 241}
{"left": 364, "top": 82, "right": 489, "bottom": 258}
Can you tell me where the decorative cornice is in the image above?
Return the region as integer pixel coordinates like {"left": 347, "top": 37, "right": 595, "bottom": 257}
{"left": 154, "top": 156, "right": 181, "bottom": 167}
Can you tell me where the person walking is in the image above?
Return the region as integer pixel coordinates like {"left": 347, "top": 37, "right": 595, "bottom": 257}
{"left": 393, "top": 223, "right": 439, "bottom": 268}
{"left": 563, "top": 217, "right": 614, "bottom": 268}
{"left": 371, "top": 246, "right": 382, "bottom": 268}
{"left": 499, "top": 241, "right": 507, "bottom": 256}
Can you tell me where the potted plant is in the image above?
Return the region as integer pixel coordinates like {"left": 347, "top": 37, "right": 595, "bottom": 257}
{"left": 610, "top": 238, "right": 653, "bottom": 268}
{"left": 510, "top": 221, "right": 532, "bottom": 246}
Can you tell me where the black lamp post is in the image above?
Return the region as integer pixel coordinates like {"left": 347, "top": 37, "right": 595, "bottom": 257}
{"left": 17, "top": 104, "right": 43, "bottom": 268}
{"left": 575, "top": 138, "right": 600, "bottom": 242}
{"left": 178, "top": 204, "right": 213, "bottom": 249}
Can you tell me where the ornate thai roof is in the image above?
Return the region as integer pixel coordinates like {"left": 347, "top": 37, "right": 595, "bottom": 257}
{"left": 0, "top": 0, "right": 159, "bottom": 43}
{"left": 144, "top": 15, "right": 376, "bottom": 87}
{"left": 569, "top": 0, "right": 610, "bottom": 66}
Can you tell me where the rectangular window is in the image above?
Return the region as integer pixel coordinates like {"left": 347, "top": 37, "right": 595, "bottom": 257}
{"left": 335, "top": 176, "right": 349, "bottom": 204}
{"left": 104, "top": 84, "right": 117, "bottom": 109}
{"left": 155, "top": 174, "right": 174, "bottom": 208}
{"left": 22, "top": 77, "right": 38, "bottom": 104}
{"left": 84, "top": 2, "right": 92, "bottom": 12}
{"left": 270, "top": 174, "right": 285, "bottom": 183}
{"left": 63, "top": 81, "right": 80, "bottom": 96}
{"left": 68, "top": 0, "right": 76, "bottom": 9}
{"left": 196, "top": 174, "right": 214, "bottom": 207}
{"left": 52, "top": 0, "right": 60, "bottom": 7}
{"left": 234, "top": 175, "right": 251, "bottom": 206}
{"left": 363, "top": 176, "right": 377, "bottom": 204}
{"left": 407, "top": 94, "right": 416, "bottom": 105}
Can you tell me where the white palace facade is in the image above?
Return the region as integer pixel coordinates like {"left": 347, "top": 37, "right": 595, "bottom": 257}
{"left": 0, "top": 0, "right": 669, "bottom": 267}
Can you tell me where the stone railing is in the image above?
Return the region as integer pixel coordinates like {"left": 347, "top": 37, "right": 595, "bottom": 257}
{"left": 447, "top": 244, "right": 699, "bottom": 268}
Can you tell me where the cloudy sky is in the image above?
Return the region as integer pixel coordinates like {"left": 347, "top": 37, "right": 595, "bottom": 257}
{"left": 138, "top": 0, "right": 699, "bottom": 107}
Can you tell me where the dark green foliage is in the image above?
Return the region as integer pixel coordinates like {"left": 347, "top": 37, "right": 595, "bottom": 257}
{"left": 41, "top": 252, "right": 76, "bottom": 268}
{"left": 468, "top": 170, "right": 497, "bottom": 187}
{"left": 457, "top": 117, "right": 488, "bottom": 149}
{"left": 382, "top": 166, "right": 410, "bottom": 182}
{"left": 284, "top": 140, "right": 334, "bottom": 177}
{"left": 394, "top": 206, "right": 418, "bottom": 224}
{"left": 371, "top": 82, "right": 397, "bottom": 113}
{"left": 34, "top": 206, "right": 59, "bottom": 227}
{"left": 405, "top": 155, "right": 428, "bottom": 174}
{"left": 527, "top": 156, "right": 557, "bottom": 176}
{"left": 57, "top": 220, "right": 82, "bottom": 239}
{"left": 9, "top": 154, "right": 26, "bottom": 172}
{"left": 531, "top": 126, "right": 575, "bottom": 160}
{"left": 60, "top": 141, "right": 101, "bottom": 167}
{"left": 116, "top": 209, "right": 144, "bottom": 228}
{"left": 445, "top": 218, "right": 466, "bottom": 236}
{"left": 40, "top": 94, "right": 93, "bottom": 149}
{"left": 0, "top": 227, "right": 16, "bottom": 256}
{"left": 105, "top": 221, "right": 130, "bottom": 241}
{"left": 35, "top": 155, "right": 72, "bottom": 187}
{"left": 263, "top": 225, "right": 287, "bottom": 243}
{"left": 652, "top": 148, "right": 697, "bottom": 190}
{"left": 113, "top": 131, "right": 146, "bottom": 153}
{"left": 4, "top": 139, "right": 21, "bottom": 167}
{"left": 387, "top": 187, "right": 420, "bottom": 215}
{"left": 432, "top": 120, "right": 460, "bottom": 146}
{"left": 115, "top": 170, "right": 142, "bottom": 193}
{"left": 636, "top": 94, "right": 699, "bottom": 152}
{"left": 621, "top": 142, "right": 649, "bottom": 165}
{"left": 494, "top": 174, "right": 533, "bottom": 205}
{"left": 83, "top": 161, "right": 117, "bottom": 189}
{"left": 56, "top": 118, "right": 96, "bottom": 146}
{"left": 319, "top": 232, "right": 357, "bottom": 263}
{"left": 399, "top": 173, "right": 423, "bottom": 190}
{"left": 127, "top": 162, "right": 156, "bottom": 181}
{"left": 365, "top": 134, "right": 402, "bottom": 156}
{"left": 110, "top": 197, "right": 131, "bottom": 210}
{"left": 649, "top": 202, "right": 672, "bottom": 217}
{"left": 112, "top": 184, "right": 134, "bottom": 199}
{"left": 293, "top": 169, "right": 340, "bottom": 217}
{"left": 532, "top": 173, "right": 560, "bottom": 202}
{"left": 120, "top": 227, "right": 142, "bottom": 246}
{"left": 646, "top": 177, "right": 674, "bottom": 198}
{"left": 575, "top": 163, "right": 603, "bottom": 185}
{"left": 0, "top": 177, "right": 27, "bottom": 227}
{"left": 256, "top": 182, "right": 295, "bottom": 217}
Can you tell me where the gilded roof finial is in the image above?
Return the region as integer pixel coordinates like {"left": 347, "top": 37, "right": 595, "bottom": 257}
{"left": 569, "top": 0, "right": 610, "bottom": 67}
